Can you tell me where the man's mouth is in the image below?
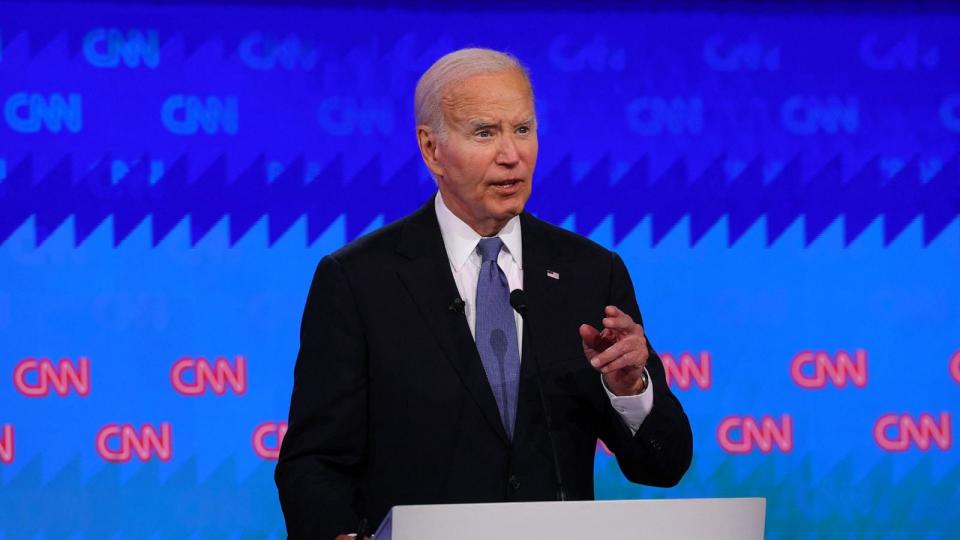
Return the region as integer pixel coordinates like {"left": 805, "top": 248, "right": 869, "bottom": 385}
{"left": 490, "top": 179, "right": 523, "bottom": 192}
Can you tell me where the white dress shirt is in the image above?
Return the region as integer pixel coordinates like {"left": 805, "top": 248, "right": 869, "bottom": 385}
{"left": 434, "top": 193, "right": 653, "bottom": 434}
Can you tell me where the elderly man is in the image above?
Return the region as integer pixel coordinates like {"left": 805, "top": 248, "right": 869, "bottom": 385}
{"left": 276, "top": 48, "right": 693, "bottom": 539}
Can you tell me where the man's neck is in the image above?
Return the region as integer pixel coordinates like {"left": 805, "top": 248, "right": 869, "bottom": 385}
{"left": 437, "top": 191, "right": 508, "bottom": 237}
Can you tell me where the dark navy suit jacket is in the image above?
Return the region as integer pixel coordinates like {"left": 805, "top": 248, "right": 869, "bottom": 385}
{"left": 275, "top": 197, "right": 693, "bottom": 539}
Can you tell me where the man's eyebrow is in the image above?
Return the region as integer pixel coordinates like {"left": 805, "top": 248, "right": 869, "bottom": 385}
{"left": 512, "top": 116, "right": 536, "bottom": 126}
{"left": 467, "top": 118, "right": 498, "bottom": 129}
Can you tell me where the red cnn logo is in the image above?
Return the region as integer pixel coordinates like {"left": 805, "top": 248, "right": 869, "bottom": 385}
{"left": 253, "top": 422, "right": 287, "bottom": 460}
{"left": 13, "top": 357, "right": 90, "bottom": 397}
{"left": 950, "top": 351, "right": 960, "bottom": 384}
{"left": 0, "top": 425, "right": 13, "bottom": 464}
{"left": 171, "top": 355, "right": 247, "bottom": 396}
{"left": 661, "top": 351, "right": 711, "bottom": 390}
{"left": 874, "top": 413, "right": 952, "bottom": 452}
{"left": 717, "top": 415, "right": 793, "bottom": 454}
{"left": 96, "top": 423, "right": 173, "bottom": 462}
{"left": 790, "top": 349, "right": 867, "bottom": 389}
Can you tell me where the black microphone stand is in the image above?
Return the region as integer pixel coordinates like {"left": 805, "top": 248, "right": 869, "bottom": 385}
{"left": 510, "top": 289, "right": 567, "bottom": 502}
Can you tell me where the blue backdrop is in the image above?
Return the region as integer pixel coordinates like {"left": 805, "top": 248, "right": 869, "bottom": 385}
{"left": 1, "top": 1, "right": 958, "bottom": 538}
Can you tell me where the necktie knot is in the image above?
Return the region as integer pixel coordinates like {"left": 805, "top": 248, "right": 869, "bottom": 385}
{"left": 476, "top": 237, "right": 504, "bottom": 263}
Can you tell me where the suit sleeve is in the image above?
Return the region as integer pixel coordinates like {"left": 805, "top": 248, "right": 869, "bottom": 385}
{"left": 275, "top": 254, "right": 368, "bottom": 539}
{"left": 596, "top": 252, "right": 694, "bottom": 487}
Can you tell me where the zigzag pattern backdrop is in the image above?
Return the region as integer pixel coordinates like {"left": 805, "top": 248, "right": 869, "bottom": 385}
{"left": 2, "top": 153, "right": 959, "bottom": 247}
{"left": 1, "top": 2, "right": 959, "bottom": 539}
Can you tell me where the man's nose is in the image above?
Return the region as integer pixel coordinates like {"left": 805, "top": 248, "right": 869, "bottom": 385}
{"left": 495, "top": 134, "right": 520, "bottom": 166}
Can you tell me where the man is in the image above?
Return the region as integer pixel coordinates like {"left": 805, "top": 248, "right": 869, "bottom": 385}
{"left": 276, "top": 48, "right": 693, "bottom": 539}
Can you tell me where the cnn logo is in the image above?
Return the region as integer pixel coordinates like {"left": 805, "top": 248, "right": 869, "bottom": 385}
{"left": 718, "top": 415, "right": 793, "bottom": 454}
{"left": 253, "top": 422, "right": 287, "bottom": 460}
{"left": 874, "top": 413, "right": 951, "bottom": 452}
{"left": 96, "top": 423, "right": 172, "bottom": 462}
{"left": 171, "top": 355, "right": 246, "bottom": 396}
{"left": 661, "top": 351, "right": 711, "bottom": 390}
{"left": 0, "top": 425, "right": 13, "bottom": 464}
{"left": 13, "top": 357, "right": 90, "bottom": 397}
{"left": 790, "top": 350, "right": 867, "bottom": 389}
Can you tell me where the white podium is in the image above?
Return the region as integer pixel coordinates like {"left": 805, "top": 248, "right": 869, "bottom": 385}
{"left": 374, "top": 497, "right": 766, "bottom": 539}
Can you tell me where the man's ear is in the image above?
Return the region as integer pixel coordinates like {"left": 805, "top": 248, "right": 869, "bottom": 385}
{"left": 416, "top": 125, "right": 444, "bottom": 179}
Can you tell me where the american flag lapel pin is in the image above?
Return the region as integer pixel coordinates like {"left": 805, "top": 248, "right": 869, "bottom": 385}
{"left": 546, "top": 270, "right": 560, "bottom": 280}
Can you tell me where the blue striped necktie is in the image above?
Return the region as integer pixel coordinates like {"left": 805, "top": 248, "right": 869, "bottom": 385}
{"left": 474, "top": 237, "right": 521, "bottom": 439}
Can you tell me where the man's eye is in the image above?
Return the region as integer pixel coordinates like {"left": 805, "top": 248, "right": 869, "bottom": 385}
{"left": 516, "top": 126, "right": 530, "bottom": 134}
{"left": 477, "top": 130, "right": 492, "bottom": 138}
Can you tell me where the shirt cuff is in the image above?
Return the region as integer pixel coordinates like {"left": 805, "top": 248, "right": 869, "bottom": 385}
{"left": 601, "top": 368, "right": 654, "bottom": 436}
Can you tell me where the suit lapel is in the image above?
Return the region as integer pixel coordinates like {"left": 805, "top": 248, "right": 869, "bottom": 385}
{"left": 512, "top": 212, "right": 567, "bottom": 447}
{"left": 518, "top": 212, "right": 565, "bottom": 331}
{"left": 395, "top": 198, "right": 510, "bottom": 445}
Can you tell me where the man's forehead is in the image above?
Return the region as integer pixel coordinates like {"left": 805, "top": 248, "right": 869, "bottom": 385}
{"left": 448, "top": 107, "right": 536, "bottom": 130}
{"left": 442, "top": 92, "right": 534, "bottom": 127}
{"left": 441, "top": 71, "right": 532, "bottom": 107}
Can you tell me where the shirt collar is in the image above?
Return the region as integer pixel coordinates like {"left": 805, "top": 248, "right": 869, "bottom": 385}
{"left": 434, "top": 191, "right": 523, "bottom": 272}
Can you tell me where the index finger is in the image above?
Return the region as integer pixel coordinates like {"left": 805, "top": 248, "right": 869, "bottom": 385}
{"left": 602, "top": 306, "right": 635, "bottom": 331}
{"left": 604, "top": 305, "right": 624, "bottom": 317}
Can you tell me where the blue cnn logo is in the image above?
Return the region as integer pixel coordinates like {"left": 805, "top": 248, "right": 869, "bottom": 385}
{"left": 4, "top": 92, "right": 82, "bottom": 133}
{"left": 703, "top": 34, "right": 779, "bottom": 72}
{"left": 548, "top": 35, "right": 625, "bottom": 72}
{"left": 860, "top": 32, "right": 938, "bottom": 71}
{"left": 83, "top": 28, "right": 160, "bottom": 69}
{"left": 317, "top": 97, "right": 392, "bottom": 136}
{"left": 626, "top": 97, "right": 703, "bottom": 135}
{"left": 781, "top": 96, "right": 858, "bottom": 135}
{"left": 161, "top": 95, "right": 239, "bottom": 136}
{"left": 238, "top": 32, "right": 317, "bottom": 71}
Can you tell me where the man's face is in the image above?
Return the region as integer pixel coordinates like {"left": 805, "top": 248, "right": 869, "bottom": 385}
{"left": 419, "top": 69, "right": 538, "bottom": 236}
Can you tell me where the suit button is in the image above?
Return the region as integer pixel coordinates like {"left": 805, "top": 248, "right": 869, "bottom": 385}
{"left": 508, "top": 475, "right": 520, "bottom": 490}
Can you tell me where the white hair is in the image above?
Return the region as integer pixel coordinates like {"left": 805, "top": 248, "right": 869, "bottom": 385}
{"left": 414, "top": 47, "right": 534, "bottom": 140}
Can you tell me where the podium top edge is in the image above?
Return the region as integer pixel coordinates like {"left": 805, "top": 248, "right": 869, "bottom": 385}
{"left": 391, "top": 496, "right": 767, "bottom": 512}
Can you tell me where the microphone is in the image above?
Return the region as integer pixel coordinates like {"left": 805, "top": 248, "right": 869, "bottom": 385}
{"left": 448, "top": 296, "right": 465, "bottom": 314}
{"left": 509, "top": 289, "right": 567, "bottom": 502}
{"left": 509, "top": 289, "right": 528, "bottom": 317}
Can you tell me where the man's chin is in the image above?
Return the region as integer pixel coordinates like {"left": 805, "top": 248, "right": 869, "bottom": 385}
{"left": 494, "top": 199, "right": 526, "bottom": 221}
{"left": 498, "top": 189, "right": 530, "bottom": 212}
